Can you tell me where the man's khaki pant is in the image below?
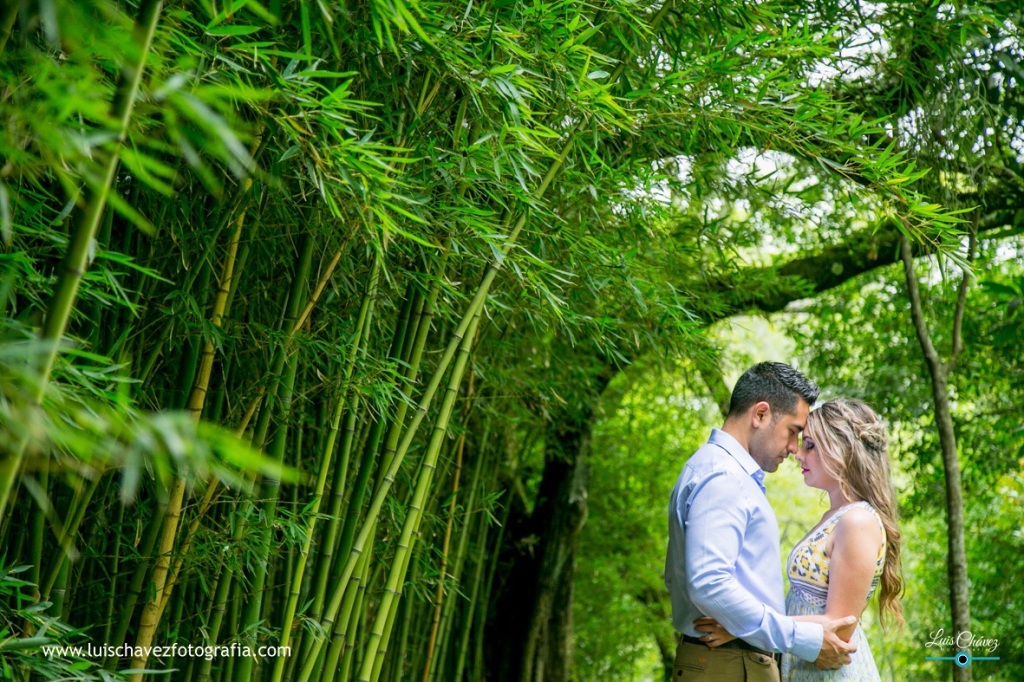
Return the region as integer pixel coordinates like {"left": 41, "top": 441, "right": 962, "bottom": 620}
{"left": 672, "top": 641, "right": 780, "bottom": 681}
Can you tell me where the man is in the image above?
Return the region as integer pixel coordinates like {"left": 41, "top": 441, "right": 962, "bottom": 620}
{"left": 665, "top": 362, "right": 856, "bottom": 680}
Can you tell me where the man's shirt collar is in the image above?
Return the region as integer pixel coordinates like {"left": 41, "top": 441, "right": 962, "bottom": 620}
{"left": 709, "top": 428, "right": 767, "bottom": 492}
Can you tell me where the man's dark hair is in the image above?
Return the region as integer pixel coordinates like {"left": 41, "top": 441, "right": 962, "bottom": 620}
{"left": 727, "top": 362, "right": 819, "bottom": 418}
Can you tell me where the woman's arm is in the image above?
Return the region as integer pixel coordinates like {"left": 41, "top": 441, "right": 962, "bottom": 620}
{"left": 812, "top": 507, "right": 885, "bottom": 641}
{"left": 694, "top": 508, "right": 884, "bottom": 646}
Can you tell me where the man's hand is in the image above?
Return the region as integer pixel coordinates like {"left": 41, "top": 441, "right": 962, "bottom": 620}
{"left": 693, "top": 616, "right": 737, "bottom": 648}
{"left": 814, "top": 616, "right": 858, "bottom": 670}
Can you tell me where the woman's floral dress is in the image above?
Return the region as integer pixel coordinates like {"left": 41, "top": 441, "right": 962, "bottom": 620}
{"left": 782, "top": 501, "right": 885, "bottom": 682}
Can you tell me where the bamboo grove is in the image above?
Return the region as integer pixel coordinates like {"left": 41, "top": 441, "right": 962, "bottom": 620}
{"left": 0, "top": 0, "right": 980, "bottom": 681}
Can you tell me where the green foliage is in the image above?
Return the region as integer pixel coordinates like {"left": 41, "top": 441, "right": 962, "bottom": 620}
{"left": 0, "top": 321, "right": 294, "bottom": 498}
{"left": 575, "top": 358, "right": 720, "bottom": 679}
{"left": 573, "top": 2, "right": 1024, "bottom": 675}
{"left": 0, "top": 561, "right": 126, "bottom": 681}
{"left": 0, "top": 0, "right": 1012, "bottom": 679}
{"left": 784, "top": 240, "right": 1024, "bottom": 680}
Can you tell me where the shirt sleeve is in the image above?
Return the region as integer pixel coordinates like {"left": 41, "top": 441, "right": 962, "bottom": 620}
{"left": 681, "top": 471, "right": 823, "bottom": 661}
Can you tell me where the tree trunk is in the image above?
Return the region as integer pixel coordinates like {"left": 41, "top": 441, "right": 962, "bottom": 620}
{"left": 927, "top": 367, "right": 972, "bottom": 679}
{"left": 900, "top": 234, "right": 972, "bottom": 682}
{"left": 488, "top": 390, "right": 604, "bottom": 682}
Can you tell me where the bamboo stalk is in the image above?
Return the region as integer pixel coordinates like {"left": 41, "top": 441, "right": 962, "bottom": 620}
{"left": 309, "top": 108, "right": 470, "bottom": 663}
{"left": 29, "top": 469, "right": 47, "bottom": 595}
{"left": 377, "top": 262, "right": 446, "bottom": 482}
{"left": 324, "top": 283, "right": 439, "bottom": 663}
{"left": 280, "top": 424, "right": 302, "bottom": 622}
{"left": 454, "top": 508, "right": 493, "bottom": 682}
{"left": 306, "top": 391, "right": 359, "bottom": 628}
{"left": 165, "top": 576, "right": 188, "bottom": 671}
{"left": 393, "top": 584, "right": 413, "bottom": 682}
{"left": 105, "top": 501, "right": 166, "bottom": 669}
{"left": 223, "top": 576, "right": 244, "bottom": 682}
{"left": 250, "top": 356, "right": 283, "bottom": 451}
{"left": 309, "top": 271, "right": 437, "bottom": 647}
{"left": 305, "top": 6, "right": 683, "bottom": 669}
{"left": 195, "top": 526, "right": 241, "bottom": 681}
{"left": 315, "top": 102, "right": 464, "bottom": 610}
{"left": 233, "top": 233, "right": 315, "bottom": 682}
{"left": 420, "top": 374, "right": 476, "bottom": 682}
{"left": 357, "top": 307, "right": 482, "bottom": 682}
{"left": 314, "top": 279, "right": 442, "bottom": 675}
{"left": 303, "top": 137, "right": 573, "bottom": 678}
{"left": 127, "top": 487, "right": 185, "bottom": 675}
{"left": 0, "top": 0, "right": 164, "bottom": 524}
{"left": 129, "top": 187, "right": 247, "bottom": 679}
{"left": 0, "top": 2, "right": 18, "bottom": 56}
{"left": 176, "top": 261, "right": 210, "bottom": 409}
{"left": 270, "top": 254, "right": 381, "bottom": 682}
{"left": 102, "top": 499, "right": 126, "bottom": 646}
{"left": 300, "top": 367, "right": 444, "bottom": 682}
{"left": 225, "top": 232, "right": 353, "bottom": 452}
{"left": 199, "top": 234, "right": 345, "bottom": 678}
{"left": 389, "top": 281, "right": 417, "bottom": 363}
{"left": 344, "top": 557, "right": 372, "bottom": 682}
{"left": 324, "top": 541, "right": 372, "bottom": 682}
{"left": 194, "top": 571, "right": 221, "bottom": 679}
{"left": 158, "top": 477, "right": 224, "bottom": 618}
{"left": 326, "top": 404, "right": 383, "bottom": 578}
{"left": 321, "top": 517, "right": 376, "bottom": 678}
{"left": 233, "top": 354, "right": 299, "bottom": 682}
{"left": 40, "top": 475, "right": 101, "bottom": 602}
{"left": 432, "top": 423, "right": 490, "bottom": 682}
{"left": 136, "top": 133, "right": 267, "bottom": 387}
{"left": 368, "top": 522, "right": 419, "bottom": 682}
{"left": 51, "top": 556, "right": 70, "bottom": 620}
{"left": 86, "top": 205, "right": 116, "bottom": 353}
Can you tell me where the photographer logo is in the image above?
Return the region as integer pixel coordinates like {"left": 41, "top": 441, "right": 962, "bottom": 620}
{"left": 924, "top": 629, "right": 1000, "bottom": 668}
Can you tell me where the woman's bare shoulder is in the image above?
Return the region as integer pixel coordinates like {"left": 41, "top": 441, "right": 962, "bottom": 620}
{"left": 834, "top": 505, "right": 884, "bottom": 544}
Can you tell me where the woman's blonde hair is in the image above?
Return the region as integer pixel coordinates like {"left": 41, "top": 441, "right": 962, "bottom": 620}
{"left": 806, "top": 398, "right": 904, "bottom": 628}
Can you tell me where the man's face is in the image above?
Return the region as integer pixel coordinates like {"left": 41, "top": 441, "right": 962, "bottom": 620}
{"left": 748, "top": 398, "right": 809, "bottom": 473}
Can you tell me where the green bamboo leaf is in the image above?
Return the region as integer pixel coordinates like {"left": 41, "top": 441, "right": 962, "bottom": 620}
{"left": 0, "top": 636, "right": 52, "bottom": 651}
{"left": 206, "top": 25, "right": 264, "bottom": 36}
{"left": 0, "top": 184, "right": 11, "bottom": 247}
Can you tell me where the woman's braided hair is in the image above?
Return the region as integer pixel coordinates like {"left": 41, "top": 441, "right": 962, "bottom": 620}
{"left": 806, "top": 398, "right": 905, "bottom": 628}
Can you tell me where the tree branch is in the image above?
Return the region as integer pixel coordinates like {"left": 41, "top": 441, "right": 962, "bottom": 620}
{"left": 951, "top": 214, "right": 978, "bottom": 362}
{"left": 900, "top": 233, "right": 943, "bottom": 368}
{"left": 706, "top": 208, "right": 1020, "bottom": 319}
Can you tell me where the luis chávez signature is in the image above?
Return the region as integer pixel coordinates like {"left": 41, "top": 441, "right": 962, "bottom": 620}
{"left": 925, "top": 629, "right": 999, "bottom": 654}
{"left": 924, "top": 629, "right": 1000, "bottom": 669}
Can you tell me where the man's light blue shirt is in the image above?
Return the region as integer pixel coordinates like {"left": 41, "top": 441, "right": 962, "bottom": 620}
{"left": 665, "top": 428, "right": 823, "bottom": 662}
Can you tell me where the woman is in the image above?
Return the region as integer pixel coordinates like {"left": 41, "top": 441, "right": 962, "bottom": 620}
{"left": 696, "top": 398, "right": 904, "bottom": 681}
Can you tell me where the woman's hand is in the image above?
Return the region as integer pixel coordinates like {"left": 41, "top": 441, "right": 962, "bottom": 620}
{"left": 693, "top": 616, "right": 737, "bottom": 648}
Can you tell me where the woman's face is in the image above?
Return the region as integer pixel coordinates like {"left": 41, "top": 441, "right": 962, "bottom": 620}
{"left": 795, "top": 432, "right": 839, "bottom": 493}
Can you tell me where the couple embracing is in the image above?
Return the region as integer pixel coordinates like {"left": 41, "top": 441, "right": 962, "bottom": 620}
{"left": 665, "top": 362, "right": 903, "bottom": 681}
